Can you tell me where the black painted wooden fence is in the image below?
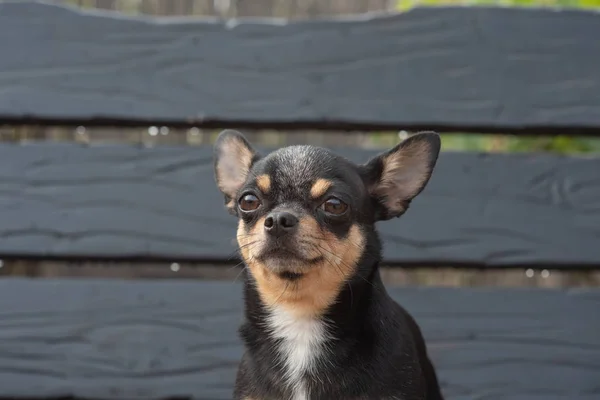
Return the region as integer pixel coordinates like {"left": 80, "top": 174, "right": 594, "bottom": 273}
{"left": 1, "top": 2, "right": 599, "bottom": 134}
{"left": 1, "top": 143, "right": 599, "bottom": 268}
{"left": 0, "top": 2, "right": 599, "bottom": 400}
{"left": 0, "top": 278, "right": 597, "bottom": 400}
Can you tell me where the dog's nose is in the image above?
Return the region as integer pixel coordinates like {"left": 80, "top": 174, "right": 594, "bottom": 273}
{"left": 264, "top": 211, "right": 298, "bottom": 237}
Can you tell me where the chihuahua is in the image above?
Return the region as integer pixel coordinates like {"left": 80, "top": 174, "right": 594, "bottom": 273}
{"left": 213, "top": 129, "right": 444, "bottom": 400}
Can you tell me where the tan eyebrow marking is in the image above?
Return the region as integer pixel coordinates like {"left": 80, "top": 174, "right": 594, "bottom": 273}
{"left": 256, "top": 174, "right": 271, "bottom": 194}
{"left": 310, "top": 178, "right": 332, "bottom": 199}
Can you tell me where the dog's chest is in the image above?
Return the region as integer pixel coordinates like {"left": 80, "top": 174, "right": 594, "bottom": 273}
{"left": 266, "top": 307, "right": 328, "bottom": 400}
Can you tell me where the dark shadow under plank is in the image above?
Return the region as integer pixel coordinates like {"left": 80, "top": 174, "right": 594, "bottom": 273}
{"left": 0, "top": 278, "right": 597, "bottom": 400}
{"left": 0, "top": 143, "right": 599, "bottom": 268}
{"left": 0, "top": 2, "right": 599, "bottom": 134}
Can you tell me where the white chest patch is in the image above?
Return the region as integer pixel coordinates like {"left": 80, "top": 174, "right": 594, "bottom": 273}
{"left": 266, "top": 307, "right": 329, "bottom": 400}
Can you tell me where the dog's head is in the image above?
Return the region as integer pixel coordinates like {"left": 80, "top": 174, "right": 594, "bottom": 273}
{"left": 214, "top": 130, "right": 440, "bottom": 316}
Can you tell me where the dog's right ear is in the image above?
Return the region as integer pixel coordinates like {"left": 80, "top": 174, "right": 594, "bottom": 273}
{"left": 361, "top": 131, "right": 441, "bottom": 221}
{"left": 213, "top": 130, "right": 259, "bottom": 211}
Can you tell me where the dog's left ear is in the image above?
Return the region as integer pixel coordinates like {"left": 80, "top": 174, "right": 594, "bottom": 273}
{"left": 213, "top": 130, "right": 259, "bottom": 210}
{"left": 361, "top": 131, "right": 441, "bottom": 221}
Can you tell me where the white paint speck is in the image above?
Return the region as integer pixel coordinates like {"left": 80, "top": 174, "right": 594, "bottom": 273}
{"left": 541, "top": 269, "right": 550, "bottom": 279}
{"left": 148, "top": 126, "right": 159, "bottom": 136}
{"left": 170, "top": 263, "right": 180, "bottom": 272}
{"left": 525, "top": 268, "right": 534, "bottom": 278}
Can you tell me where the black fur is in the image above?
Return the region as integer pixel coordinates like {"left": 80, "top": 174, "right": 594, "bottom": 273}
{"left": 213, "top": 130, "right": 444, "bottom": 400}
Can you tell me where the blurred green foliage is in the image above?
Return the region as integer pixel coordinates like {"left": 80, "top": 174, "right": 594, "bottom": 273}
{"left": 396, "top": 0, "right": 600, "bottom": 11}
{"left": 440, "top": 134, "right": 600, "bottom": 154}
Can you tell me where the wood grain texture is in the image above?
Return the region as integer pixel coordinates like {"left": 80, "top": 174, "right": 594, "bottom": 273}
{"left": 1, "top": 143, "right": 599, "bottom": 268}
{"left": 0, "top": 278, "right": 597, "bottom": 400}
{"left": 1, "top": 1, "right": 600, "bottom": 133}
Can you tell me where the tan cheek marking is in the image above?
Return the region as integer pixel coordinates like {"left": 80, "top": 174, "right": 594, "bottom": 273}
{"left": 292, "top": 221, "right": 364, "bottom": 317}
{"left": 237, "top": 217, "right": 287, "bottom": 309}
{"left": 273, "top": 217, "right": 364, "bottom": 318}
{"left": 310, "top": 178, "right": 332, "bottom": 199}
{"left": 255, "top": 174, "right": 271, "bottom": 194}
{"left": 237, "top": 217, "right": 264, "bottom": 262}
{"left": 238, "top": 215, "right": 365, "bottom": 318}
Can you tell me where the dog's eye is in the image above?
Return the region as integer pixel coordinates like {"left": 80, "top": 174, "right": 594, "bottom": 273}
{"left": 321, "top": 197, "right": 348, "bottom": 215}
{"left": 239, "top": 194, "right": 261, "bottom": 212}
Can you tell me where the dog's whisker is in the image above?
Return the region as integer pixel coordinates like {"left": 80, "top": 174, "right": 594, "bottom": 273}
{"left": 304, "top": 234, "right": 381, "bottom": 261}
{"left": 233, "top": 264, "right": 248, "bottom": 283}
{"left": 314, "top": 243, "right": 378, "bottom": 291}
{"left": 226, "top": 240, "right": 261, "bottom": 261}
{"left": 273, "top": 280, "right": 290, "bottom": 306}
{"left": 237, "top": 240, "right": 260, "bottom": 250}
{"left": 227, "top": 258, "right": 248, "bottom": 271}
{"left": 320, "top": 253, "right": 354, "bottom": 309}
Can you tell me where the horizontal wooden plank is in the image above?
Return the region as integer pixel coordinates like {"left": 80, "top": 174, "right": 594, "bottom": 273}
{"left": 0, "top": 278, "right": 597, "bottom": 399}
{"left": 1, "top": 2, "right": 600, "bottom": 134}
{"left": 0, "top": 143, "right": 599, "bottom": 268}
